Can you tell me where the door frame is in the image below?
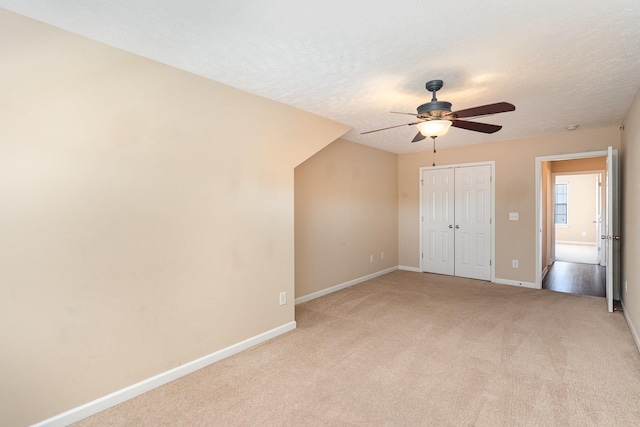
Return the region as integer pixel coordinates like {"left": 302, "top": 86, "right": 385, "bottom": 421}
{"left": 535, "top": 150, "right": 607, "bottom": 289}
{"left": 419, "top": 160, "right": 495, "bottom": 281}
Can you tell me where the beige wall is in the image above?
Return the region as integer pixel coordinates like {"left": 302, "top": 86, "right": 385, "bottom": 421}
{"left": 295, "top": 139, "right": 398, "bottom": 298}
{"left": 0, "top": 10, "right": 349, "bottom": 426}
{"left": 399, "top": 126, "right": 620, "bottom": 283}
{"left": 554, "top": 174, "right": 599, "bottom": 244}
{"left": 621, "top": 85, "right": 640, "bottom": 349}
{"left": 551, "top": 157, "right": 606, "bottom": 173}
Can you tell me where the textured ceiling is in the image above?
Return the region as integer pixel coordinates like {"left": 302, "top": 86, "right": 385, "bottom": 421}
{"left": 2, "top": 0, "right": 640, "bottom": 153}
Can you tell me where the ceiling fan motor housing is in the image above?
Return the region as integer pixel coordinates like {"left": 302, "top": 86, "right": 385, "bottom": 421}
{"left": 417, "top": 101, "right": 452, "bottom": 119}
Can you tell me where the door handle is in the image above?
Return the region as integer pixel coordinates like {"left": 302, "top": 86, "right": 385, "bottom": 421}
{"left": 449, "top": 225, "right": 453, "bottom": 229}
{"left": 455, "top": 225, "right": 460, "bottom": 229}
{"left": 602, "top": 235, "right": 621, "bottom": 240}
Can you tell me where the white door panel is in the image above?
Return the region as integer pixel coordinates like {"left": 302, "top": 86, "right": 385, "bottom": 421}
{"left": 421, "top": 168, "right": 454, "bottom": 275}
{"left": 455, "top": 165, "right": 492, "bottom": 280}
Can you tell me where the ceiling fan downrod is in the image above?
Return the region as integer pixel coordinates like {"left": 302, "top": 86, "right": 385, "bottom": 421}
{"left": 425, "top": 80, "right": 444, "bottom": 102}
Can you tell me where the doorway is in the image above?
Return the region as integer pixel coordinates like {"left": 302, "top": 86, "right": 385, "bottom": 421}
{"left": 545, "top": 172, "right": 605, "bottom": 298}
{"left": 536, "top": 151, "right": 619, "bottom": 306}
{"left": 553, "top": 172, "right": 602, "bottom": 265}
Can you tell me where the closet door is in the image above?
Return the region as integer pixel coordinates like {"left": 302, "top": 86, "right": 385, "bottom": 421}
{"left": 421, "top": 168, "right": 455, "bottom": 275}
{"left": 454, "top": 165, "right": 491, "bottom": 280}
{"left": 421, "top": 164, "right": 492, "bottom": 281}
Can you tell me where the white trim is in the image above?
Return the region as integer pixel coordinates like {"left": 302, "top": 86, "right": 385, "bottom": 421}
{"left": 295, "top": 266, "right": 398, "bottom": 305}
{"left": 420, "top": 160, "right": 497, "bottom": 170}
{"left": 556, "top": 240, "right": 597, "bottom": 246}
{"left": 32, "top": 321, "right": 297, "bottom": 427}
{"left": 535, "top": 150, "right": 608, "bottom": 289}
{"left": 399, "top": 265, "right": 421, "bottom": 272}
{"left": 493, "top": 278, "right": 537, "bottom": 289}
{"left": 622, "top": 300, "right": 640, "bottom": 354}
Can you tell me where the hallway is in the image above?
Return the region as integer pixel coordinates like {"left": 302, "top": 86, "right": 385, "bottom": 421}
{"left": 555, "top": 243, "right": 599, "bottom": 264}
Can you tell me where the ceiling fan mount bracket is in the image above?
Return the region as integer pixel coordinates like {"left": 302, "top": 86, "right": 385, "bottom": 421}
{"left": 425, "top": 79, "right": 444, "bottom": 93}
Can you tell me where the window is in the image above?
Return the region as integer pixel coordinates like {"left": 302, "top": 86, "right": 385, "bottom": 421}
{"left": 555, "top": 183, "right": 567, "bottom": 224}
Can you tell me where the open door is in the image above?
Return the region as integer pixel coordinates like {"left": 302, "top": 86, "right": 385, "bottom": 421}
{"left": 604, "top": 146, "right": 620, "bottom": 312}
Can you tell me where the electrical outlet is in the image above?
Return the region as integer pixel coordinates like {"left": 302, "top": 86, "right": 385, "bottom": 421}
{"left": 625, "top": 280, "right": 628, "bottom": 293}
{"left": 512, "top": 260, "right": 519, "bottom": 268}
{"left": 509, "top": 212, "right": 519, "bottom": 221}
{"left": 279, "top": 292, "right": 286, "bottom": 306}
{"left": 381, "top": 252, "right": 385, "bottom": 260}
{"left": 370, "top": 254, "right": 374, "bottom": 263}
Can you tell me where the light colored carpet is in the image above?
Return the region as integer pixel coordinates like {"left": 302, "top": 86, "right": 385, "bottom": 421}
{"left": 556, "top": 243, "right": 599, "bottom": 264}
{"left": 75, "top": 271, "right": 640, "bottom": 426}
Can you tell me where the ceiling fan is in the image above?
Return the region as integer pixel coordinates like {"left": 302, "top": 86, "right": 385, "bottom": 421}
{"left": 362, "top": 79, "right": 515, "bottom": 143}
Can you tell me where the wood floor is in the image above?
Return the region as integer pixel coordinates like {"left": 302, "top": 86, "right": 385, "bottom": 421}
{"left": 543, "top": 261, "right": 606, "bottom": 297}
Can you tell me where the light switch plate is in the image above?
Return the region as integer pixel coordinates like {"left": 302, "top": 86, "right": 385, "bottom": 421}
{"left": 509, "top": 212, "right": 519, "bottom": 221}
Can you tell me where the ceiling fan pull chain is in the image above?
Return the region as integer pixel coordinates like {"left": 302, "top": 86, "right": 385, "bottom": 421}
{"left": 432, "top": 136, "right": 437, "bottom": 166}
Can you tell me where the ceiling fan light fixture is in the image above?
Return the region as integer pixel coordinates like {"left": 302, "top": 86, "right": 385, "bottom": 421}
{"left": 416, "top": 119, "right": 452, "bottom": 137}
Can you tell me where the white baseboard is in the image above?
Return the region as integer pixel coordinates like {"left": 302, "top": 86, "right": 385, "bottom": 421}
{"left": 399, "top": 265, "right": 421, "bottom": 273}
{"left": 493, "top": 278, "right": 538, "bottom": 289}
{"left": 556, "top": 240, "right": 597, "bottom": 246}
{"left": 32, "top": 321, "right": 297, "bottom": 427}
{"left": 295, "top": 266, "right": 398, "bottom": 305}
{"left": 621, "top": 300, "right": 640, "bottom": 354}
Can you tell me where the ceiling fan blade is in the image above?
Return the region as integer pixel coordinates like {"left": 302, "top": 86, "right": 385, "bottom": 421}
{"left": 451, "top": 119, "right": 502, "bottom": 134}
{"left": 361, "top": 121, "right": 421, "bottom": 134}
{"left": 412, "top": 132, "right": 426, "bottom": 143}
{"left": 391, "top": 111, "right": 419, "bottom": 117}
{"left": 449, "top": 102, "right": 515, "bottom": 119}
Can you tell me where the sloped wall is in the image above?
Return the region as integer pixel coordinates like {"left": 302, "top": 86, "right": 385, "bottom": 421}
{"left": 0, "top": 10, "right": 348, "bottom": 426}
{"left": 295, "top": 139, "right": 398, "bottom": 299}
